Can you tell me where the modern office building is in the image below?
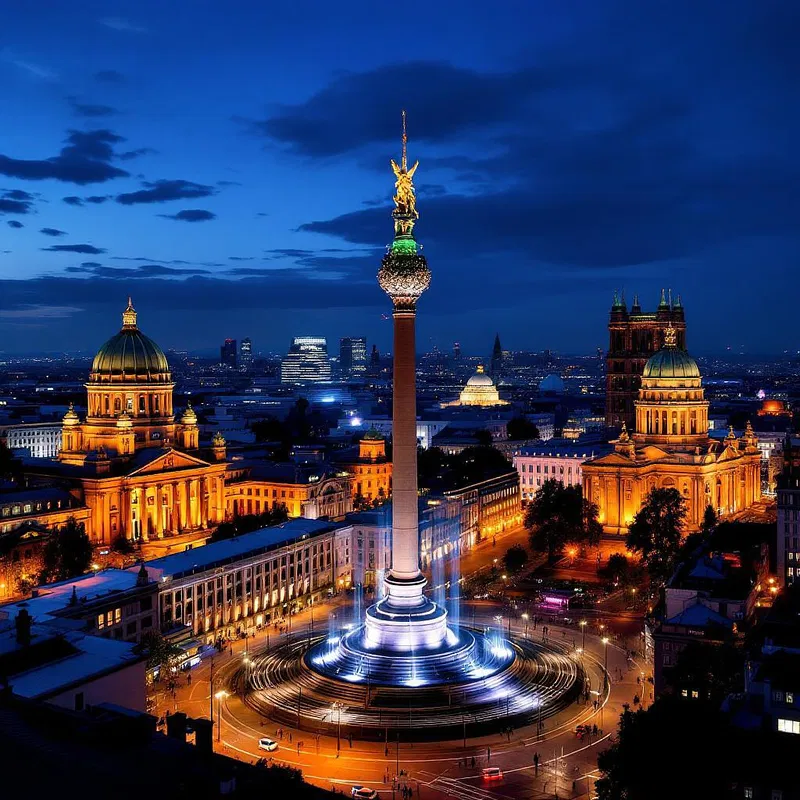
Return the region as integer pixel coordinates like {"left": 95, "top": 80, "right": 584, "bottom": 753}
{"left": 339, "top": 337, "right": 367, "bottom": 378}
{"left": 280, "top": 337, "right": 332, "bottom": 383}
{"left": 238, "top": 337, "right": 253, "bottom": 371}
{"left": 220, "top": 338, "right": 237, "bottom": 368}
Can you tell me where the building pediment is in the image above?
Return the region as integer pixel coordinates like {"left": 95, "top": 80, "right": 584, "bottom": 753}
{"left": 638, "top": 445, "right": 671, "bottom": 461}
{"left": 588, "top": 452, "right": 635, "bottom": 466}
{"left": 127, "top": 448, "right": 211, "bottom": 477}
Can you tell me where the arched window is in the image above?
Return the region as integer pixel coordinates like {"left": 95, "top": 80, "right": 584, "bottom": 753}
{"left": 671, "top": 411, "right": 678, "bottom": 435}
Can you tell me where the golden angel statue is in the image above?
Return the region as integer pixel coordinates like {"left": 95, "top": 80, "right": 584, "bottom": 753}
{"left": 390, "top": 110, "right": 419, "bottom": 218}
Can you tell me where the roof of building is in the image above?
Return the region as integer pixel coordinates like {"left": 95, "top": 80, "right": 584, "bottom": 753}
{"left": 0, "top": 569, "right": 146, "bottom": 623}
{"left": 90, "top": 299, "right": 171, "bottom": 384}
{"left": 665, "top": 603, "right": 732, "bottom": 629}
{"left": 642, "top": 338, "right": 700, "bottom": 380}
{"left": 0, "top": 620, "right": 142, "bottom": 700}
{"left": 227, "top": 460, "right": 344, "bottom": 485}
{"left": 539, "top": 374, "right": 565, "bottom": 393}
{"left": 0, "top": 487, "right": 77, "bottom": 506}
{"left": 140, "top": 517, "right": 347, "bottom": 581}
{"left": 514, "top": 439, "right": 614, "bottom": 459}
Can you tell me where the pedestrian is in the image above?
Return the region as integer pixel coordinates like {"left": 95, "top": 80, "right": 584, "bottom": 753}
{"left": 289, "top": 732, "right": 293, "bottom": 743}
{"left": 592, "top": 724, "right": 598, "bottom": 736}
{"left": 471, "top": 756, "right": 476, "bottom": 768}
{"left": 487, "top": 747, "right": 491, "bottom": 761}
{"left": 187, "top": 673, "right": 192, "bottom": 685}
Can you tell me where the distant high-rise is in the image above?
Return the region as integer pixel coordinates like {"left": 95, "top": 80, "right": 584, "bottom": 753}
{"left": 340, "top": 337, "right": 367, "bottom": 377}
{"left": 280, "top": 337, "right": 332, "bottom": 383}
{"left": 777, "top": 435, "right": 800, "bottom": 588}
{"left": 239, "top": 338, "right": 253, "bottom": 371}
{"left": 220, "top": 338, "right": 237, "bottom": 368}
{"left": 453, "top": 342, "right": 461, "bottom": 361}
{"left": 490, "top": 333, "right": 503, "bottom": 380}
{"left": 605, "top": 290, "right": 687, "bottom": 428}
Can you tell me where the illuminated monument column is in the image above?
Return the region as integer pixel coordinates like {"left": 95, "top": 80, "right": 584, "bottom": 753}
{"left": 366, "top": 112, "right": 447, "bottom": 650}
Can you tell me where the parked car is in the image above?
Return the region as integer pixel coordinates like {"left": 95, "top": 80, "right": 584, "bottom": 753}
{"left": 258, "top": 737, "right": 278, "bottom": 752}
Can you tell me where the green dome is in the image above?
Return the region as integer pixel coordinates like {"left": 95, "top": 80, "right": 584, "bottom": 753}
{"left": 363, "top": 427, "right": 384, "bottom": 441}
{"left": 90, "top": 299, "right": 171, "bottom": 383}
{"left": 643, "top": 346, "right": 700, "bottom": 380}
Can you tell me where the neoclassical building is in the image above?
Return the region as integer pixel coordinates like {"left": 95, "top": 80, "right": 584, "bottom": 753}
{"left": 442, "top": 365, "right": 509, "bottom": 407}
{"left": 28, "top": 300, "right": 228, "bottom": 544}
{"left": 334, "top": 429, "right": 393, "bottom": 503}
{"left": 583, "top": 328, "right": 761, "bottom": 534}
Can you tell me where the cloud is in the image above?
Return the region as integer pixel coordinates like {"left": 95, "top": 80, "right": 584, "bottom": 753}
{"left": 65, "top": 263, "right": 212, "bottom": 278}
{"left": 85, "top": 195, "right": 110, "bottom": 204}
{"left": 68, "top": 97, "right": 119, "bottom": 118}
{"left": 116, "top": 179, "right": 216, "bottom": 205}
{"left": 228, "top": 256, "right": 255, "bottom": 261}
{"left": 3, "top": 51, "right": 57, "bottom": 81}
{"left": 249, "top": 61, "right": 572, "bottom": 158}
{"left": 42, "top": 244, "right": 106, "bottom": 254}
{"left": 100, "top": 17, "right": 147, "bottom": 34}
{"left": 118, "top": 147, "right": 157, "bottom": 161}
{"left": 0, "top": 188, "right": 35, "bottom": 214}
{"left": 217, "top": 180, "right": 242, "bottom": 187}
{"left": 158, "top": 209, "right": 216, "bottom": 222}
{"left": 7, "top": 220, "right": 23, "bottom": 228}
{"left": 40, "top": 228, "right": 67, "bottom": 237}
{"left": 0, "top": 129, "right": 130, "bottom": 185}
{"left": 63, "top": 196, "right": 83, "bottom": 206}
{"left": 0, "top": 304, "right": 82, "bottom": 320}
{"left": 94, "top": 70, "right": 126, "bottom": 85}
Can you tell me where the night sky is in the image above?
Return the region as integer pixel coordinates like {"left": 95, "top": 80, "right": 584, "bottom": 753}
{"left": 1, "top": 1, "right": 797, "bottom": 357}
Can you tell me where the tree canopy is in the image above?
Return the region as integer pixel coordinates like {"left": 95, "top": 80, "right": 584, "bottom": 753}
{"left": 417, "top": 445, "right": 512, "bottom": 492}
{"left": 503, "top": 543, "right": 528, "bottom": 573}
{"left": 211, "top": 504, "right": 289, "bottom": 543}
{"left": 506, "top": 416, "right": 540, "bottom": 441}
{"left": 40, "top": 518, "right": 93, "bottom": 583}
{"left": 524, "top": 479, "right": 602, "bottom": 562}
{"left": 626, "top": 487, "right": 687, "bottom": 584}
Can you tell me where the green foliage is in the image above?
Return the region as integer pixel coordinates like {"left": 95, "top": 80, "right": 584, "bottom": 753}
{"left": 417, "top": 445, "right": 511, "bottom": 491}
{"left": 111, "top": 535, "right": 135, "bottom": 555}
{"left": 506, "top": 416, "right": 540, "bottom": 441}
{"left": 138, "top": 630, "right": 183, "bottom": 676}
{"left": 210, "top": 504, "right": 289, "bottom": 543}
{"left": 0, "top": 440, "right": 22, "bottom": 484}
{"left": 626, "top": 487, "right": 687, "bottom": 584}
{"left": 503, "top": 543, "right": 528, "bottom": 573}
{"left": 524, "top": 479, "right": 601, "bottom": 562}
{"left": 39, "top": 518, "right": 93, "bottom": 583}
{"left": 701, "top": 503, "right": 718, "bottom": 535}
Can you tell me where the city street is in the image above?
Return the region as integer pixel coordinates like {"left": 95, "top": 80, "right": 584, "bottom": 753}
{"left": 152, "top": 591, "right": 649, "bottom": 800}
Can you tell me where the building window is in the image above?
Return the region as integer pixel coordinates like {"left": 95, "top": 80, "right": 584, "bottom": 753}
{"left": 778, "top": 718, "right": 800, "bottom": 734}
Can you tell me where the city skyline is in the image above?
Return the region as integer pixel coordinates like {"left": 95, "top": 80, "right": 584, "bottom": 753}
{"left": 1, "top": 1, "right": 797, "bottom": 357}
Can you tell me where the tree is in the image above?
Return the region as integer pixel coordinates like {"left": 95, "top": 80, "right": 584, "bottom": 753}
{"left": 668, "top": 640, "right": 744, "bottom": 702}
{"left": 39, "top": 518, "right": 93, "bottom": 583}
{"left": 599, "top": 553, "right": 630, "bottom": 585}
{"left": 525, "top": 479, "right": 600, "bottom": 562}
{"left": 701, "top": 504, "right": 718, "bottom": 535}
{"left": 0, "top": 440, "right": 22, "bottom": 484}
{"left": 138, "top": 630, "right": 183, "bottom": 683}
{"left": 111, "top": 534, "right": 135, "bottom": 555}
{"left": 506, "top": 416, "right": 540, "bottom": 441}
{"left": 474, "top": 429, "right": 494, "bottom": 447}
{"left": 626, "top": 487, "right": 687, "bottom": 584}
{"left": 503, "top": 543, "right": 528, "bottom": 573}
{"left": 210, "top": 504, "right": 289, "bottom": 543}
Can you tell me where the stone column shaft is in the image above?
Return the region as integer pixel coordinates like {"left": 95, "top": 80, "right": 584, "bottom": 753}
{"left": 390, "top": 309, "right": 420, "bottom": 581}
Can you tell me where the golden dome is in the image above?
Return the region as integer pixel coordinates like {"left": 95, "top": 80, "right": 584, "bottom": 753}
{"left": 90, "top": 298, "right": 171, "bottom": 385}
{"left": 465, "top": 364, "right": 494, "bottom": 387}
{"left": 642, "top": 327, "right": 700, "bottom": 380}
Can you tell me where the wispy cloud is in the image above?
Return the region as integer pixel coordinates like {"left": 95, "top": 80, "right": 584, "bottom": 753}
{"left": 2, "top": 49, "right": 57, "bottom": 80}
{"left": 100, "top": 17, "right": 147, "bottom": 34}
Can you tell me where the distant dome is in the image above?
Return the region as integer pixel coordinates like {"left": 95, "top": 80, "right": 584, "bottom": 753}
{"left": 90, "top": 298, "right": 171, "bottom": 384}
{"left": 539, "top": 374, "right": 565, "bottom": 394}
{"left": 180, "top": 402, "right": 198, "bottom": 426}
{"left": 466, "top": 365, "right": 494, "bottom": 387}
{"left": 643, "top": 328, "right": 700, "bottom": 380}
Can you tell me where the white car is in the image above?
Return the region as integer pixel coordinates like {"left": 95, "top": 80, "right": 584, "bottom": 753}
{"left": 258, "top": 737, "right": 278, "bottom": 752}
{"left": 351, "top": 787, "right": 378, "bottom": 799}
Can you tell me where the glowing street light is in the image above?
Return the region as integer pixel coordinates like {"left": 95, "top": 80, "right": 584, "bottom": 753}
{"left": 521, "top": 612, "right": 529, "bottom": 639}
{"left": 215, "top": 690, "right": 229, "bottom": 742}
{"left": 579, "top": 620, "right": 587, "bottom": 651}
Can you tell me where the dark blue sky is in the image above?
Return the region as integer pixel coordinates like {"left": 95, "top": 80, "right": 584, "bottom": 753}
{"left": 1, "top": 1, "right": 797, "bottom": 356}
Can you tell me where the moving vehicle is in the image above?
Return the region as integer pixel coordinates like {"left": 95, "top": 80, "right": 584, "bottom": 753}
{"left": 258, "top": 737, "right": 278, "bottom": 752}
{"left": 482, "top": 767, "right": 503, "bottom": 781}
{"left": 351, "top": 787, "right": 379, "bottom": 799}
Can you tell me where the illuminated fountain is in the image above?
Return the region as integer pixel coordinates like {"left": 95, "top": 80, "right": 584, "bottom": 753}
{"left": 239, "top": 115, "right": 584, "bottom": 738}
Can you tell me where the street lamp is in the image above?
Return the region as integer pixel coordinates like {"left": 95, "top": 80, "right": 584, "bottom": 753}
{"left": 579, "top": 620, "right": 587, "bottom": 652}
{"left": 331, "top": 701, "right": 343, "bottom": 752}
{"left": 602, "top": 637, "right": 610, "bottom": 691}
{"left": 215, "top": 690, "right": 229, "bottom": 742}
{"left": 521, "top": 612, "right": 529, "bottom": 639}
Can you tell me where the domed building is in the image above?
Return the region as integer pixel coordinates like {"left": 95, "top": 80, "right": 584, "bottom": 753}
{"left": 582, "top": 327, "right": 761, "bottom": 534}
{"left": 443, "top": 365, "right": 509, "bottom": 407}
{"left": 32, "top": 300, "right": 229, "bottom": 545}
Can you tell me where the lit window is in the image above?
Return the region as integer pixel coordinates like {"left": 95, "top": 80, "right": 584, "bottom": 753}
{"left": 778, "top": 718, "right": 800, "bottom": 734}
{"left": 97, "top": 614, "right": 105, "bottom": 629}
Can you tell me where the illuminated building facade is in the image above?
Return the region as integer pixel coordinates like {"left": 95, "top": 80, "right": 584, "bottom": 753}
{"left": 606, "top": 290, "right": 687, "bottom": 428}
{"left": 0, "top": 422, "right": 62, "bottom": 459}
{"left": 280, "top": 337, "right": 332, "bottom": 383}
{"left": 334, "top": 429, "right": 392, "bottom": 503}
{"left": 239, "top": 337, "right": 253, "bottom": 371}
{"left": 27, "top": 300, "right": 227, "bottom": 545}
{"left": 584, "top": 328, "right": 762, "bottom": 534}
